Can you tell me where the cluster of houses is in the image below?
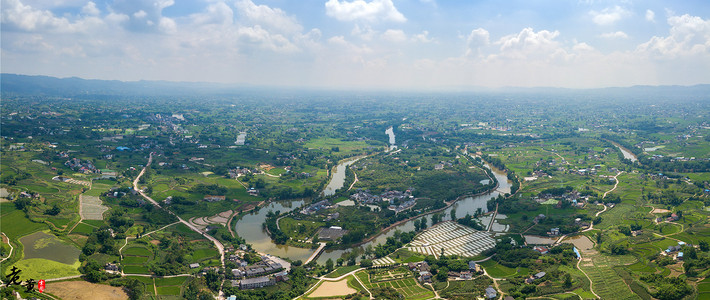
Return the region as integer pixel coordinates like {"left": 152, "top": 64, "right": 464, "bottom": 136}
{"left": 301, "top": 199, "right": 332, "bottom": 215}
{"left": 229, "top": 255, "right": 289, "bottom": 290}
{"left": 410, "top": 260, "right": 484, "bottom": 283}
{"left": 663, "top": 241, "right": 689, "bottom": 260}
{"left": 349, "top": 189, "right": 415, "bottom": 206}
{"left": 203, "top": 195, "right": 226, "bottom": 202}
{"left": 64, "top": 158, "right": 99, "bottom": 174}
{"left": 409, "top": 261, "right": 432, "bottom": 283}
{"left": 388, "top": 197, "right": 416, "bottom": 214}
{"left": 534, "top": 190, "right": 588, "bottom": 208}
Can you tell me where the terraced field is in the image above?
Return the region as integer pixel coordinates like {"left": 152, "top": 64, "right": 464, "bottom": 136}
{"left": 80, "top": 195, "right": 109, "bottom": 220}
{"left": 579, "top": 252, "right": 639, "bottom": 300}
{"left": 355, "top": 269, "right": 434, "bottom": 300}
{"left": 122, "top": 245, "right": 154, "bottom": 274}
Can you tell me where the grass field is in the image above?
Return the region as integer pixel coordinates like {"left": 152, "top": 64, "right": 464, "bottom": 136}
{"left": 156, "top": 286, "right": 182, "bottom": 295}
{"left": 279, "top": 217, "right": 325, "bottom": 241}
{"left": 155, "top": 276, "right": 188, "bottom": 286}
{"left": 11, "top": 258, "right": 80, "bottom": 280}
{"left": 123, "top": 265, "right": 151, "bottom": 274}
{"left": 480, "top": 259, "right": 518, "bottom": 278}
{"left": 1, "top": 209, "right": 48, "bottom": 240}
{"left": 124, "top": 246, "right": 153, "bottom": 256}
{"left": 122, "top": 256, "right": 149, "bottom": 264}
{"left": 191, "top": 248, "right": 219, "bottom": 261}
{"left": 325, "top": 265, "right": 361, "bottom": 278}
{"left": 70, "top": 222, "right": 97, "bottom": 235}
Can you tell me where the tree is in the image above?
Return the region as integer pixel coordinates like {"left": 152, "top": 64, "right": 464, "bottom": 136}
{"left": 436, "top": 267, "right": 448, "bottom": 281}
{"left": 204, "top": 270, "right": 221, "bottom": 291}
{"left": 360, "top": 259, "right": 373, "bottom": 268}
{"left": 450, "top": 208, "right": 456, "bottom": 221}
{"left": 45, "top": 204, "right": 61, "bottom": 215}
{"left": 699, "top": 240, "right": 709, "bottom": 252}
{"left": 326, "top": 258, "right": 334, "bottom": 272}
{"left": 563, "top": 273, "right": 572, "bottom": 288}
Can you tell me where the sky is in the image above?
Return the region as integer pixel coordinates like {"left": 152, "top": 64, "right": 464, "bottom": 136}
{"left": 2, "top": 0, "right": 709, "bottom": 89}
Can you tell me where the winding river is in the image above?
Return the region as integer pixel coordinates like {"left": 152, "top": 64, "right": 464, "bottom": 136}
{"left": 235, "top": 156, "right": 511, "bottom": 264}
{"left": 322, "top": 157, "right": 360, "bottom": 197}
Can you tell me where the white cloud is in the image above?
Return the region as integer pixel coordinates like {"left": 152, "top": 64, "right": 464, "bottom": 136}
{"left": 81, "top": 1, "right": 100, "bottom": 16}
{"left": 325, "top": 0, "right": 406, "bottom": 23}
{"left": 646, "top": 9, "right": 655, "bottom": 22}
{"left": 237, "top": 25, "right": 298, "bottom": 53}
{"left": 600, "top": 31, "right": 628, "bottom": 39}
{"left": 351, "top": 24, "right": 376, "bottom": 40}
{"left": 413, "top": 30, "right": 433, "bottom": 43}
{"left": 133, "top": 10, "right": 147, "bottom": 19}
{"left": 1, "top": 0, "right": 74, "bottom": 32}
{"left": 236, "top": 0, "right": 302, "bottom": 34}
{"left": 158, "top": 17, "right": 176, "bottom": 34}
{"left": 637, "top": 14, "right": 710, "bottom": 58}
{"left": 190, "top": 2, "right": 234, "bottom": 26}
{"left": 465, "top": 28, "right": 489, "bottom": 56}
{"left": 382, "top": 29, "right": 406, "bottom": 42}
{"left": 495, "top": 28, "right": 561, "bottom": 60}
{"left": 590, "top": 6, "right": 629, "bottom": 25}
{"left": 110, "top": 0, "right": 176, "bottom": 33}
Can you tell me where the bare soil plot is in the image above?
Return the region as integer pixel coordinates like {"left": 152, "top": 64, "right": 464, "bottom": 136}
{"left": 46, "top": 281, "right": 128, "bottom": 300}
{"left": 80, "top": 195, "right": 109, "bottom": 220}
{"left": 308, "top": 278, "right": 356, "bottom": 298}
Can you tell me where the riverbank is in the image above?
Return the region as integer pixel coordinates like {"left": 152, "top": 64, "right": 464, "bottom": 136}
{"left": 352, "top": 182, "right": 501, "bottom": 247}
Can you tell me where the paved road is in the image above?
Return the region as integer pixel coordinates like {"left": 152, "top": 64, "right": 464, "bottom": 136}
{"left": 304, "top": 242, "right": 326, "bottom": 264}
{"left": 133, "top": 152, "right": 226, "bottom": 298}
{"left": 602, "top": 171, "right": 623, "bottom": 199}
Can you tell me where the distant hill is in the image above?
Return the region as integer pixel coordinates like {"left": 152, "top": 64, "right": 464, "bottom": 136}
{"left": 0, "top": 73, "right": 245, "bottom": 97}
{"left": 2, "top": 73, "right": 709, "bottom": 98}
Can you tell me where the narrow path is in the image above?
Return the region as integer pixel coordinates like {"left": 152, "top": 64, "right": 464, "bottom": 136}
{"left": 576, "top": 254, "right": 600, "bottom": 299}
{"left": 234, "top": 174, "right": 249, "bottom": 189}
{"left": 347, "top": 171, "right": 359, "bottom": 191}
{"left": 542, "top": 148, "right": 570, "bottom": 165}
{"left": 0, "top": 233, "right": 14, "bottom": 263}
{"left": 487, "top": 203, "right": 498, "bottom": 232}
{"left": 481, "top": 268, "right": 505, "bottom": 300}
{"left": 581, "top": 204, "right": 607, "bottom": 232}
{"left": 119, "top": 221, "right": 180, "bottom": 261}
{"left": 353, "top": 273, "right": 373, "bottom": 300}
{"left": 602, "top": 171, "right": 623, "bottom": 199}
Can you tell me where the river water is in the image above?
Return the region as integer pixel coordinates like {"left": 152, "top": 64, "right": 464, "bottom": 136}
{"left": 322, "top": 157, "right": 361, "bottom": 197}
{"left": 611, "top": 142, "right": 638, "bottom": 162}
{"left": 385, "top": 127, "right": 396, "bottom": 150}
{"left": 235, "top": 156, "right": 511, "bottom": 264}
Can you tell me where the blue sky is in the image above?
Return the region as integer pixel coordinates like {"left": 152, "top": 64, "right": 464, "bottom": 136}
{"left": 2, "top": 0, "right": 709, "bottom": 89}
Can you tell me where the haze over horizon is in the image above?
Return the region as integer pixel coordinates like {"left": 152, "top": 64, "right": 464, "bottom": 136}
{"left": 2, "top": 0, "right": 710, "bottom": 90}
